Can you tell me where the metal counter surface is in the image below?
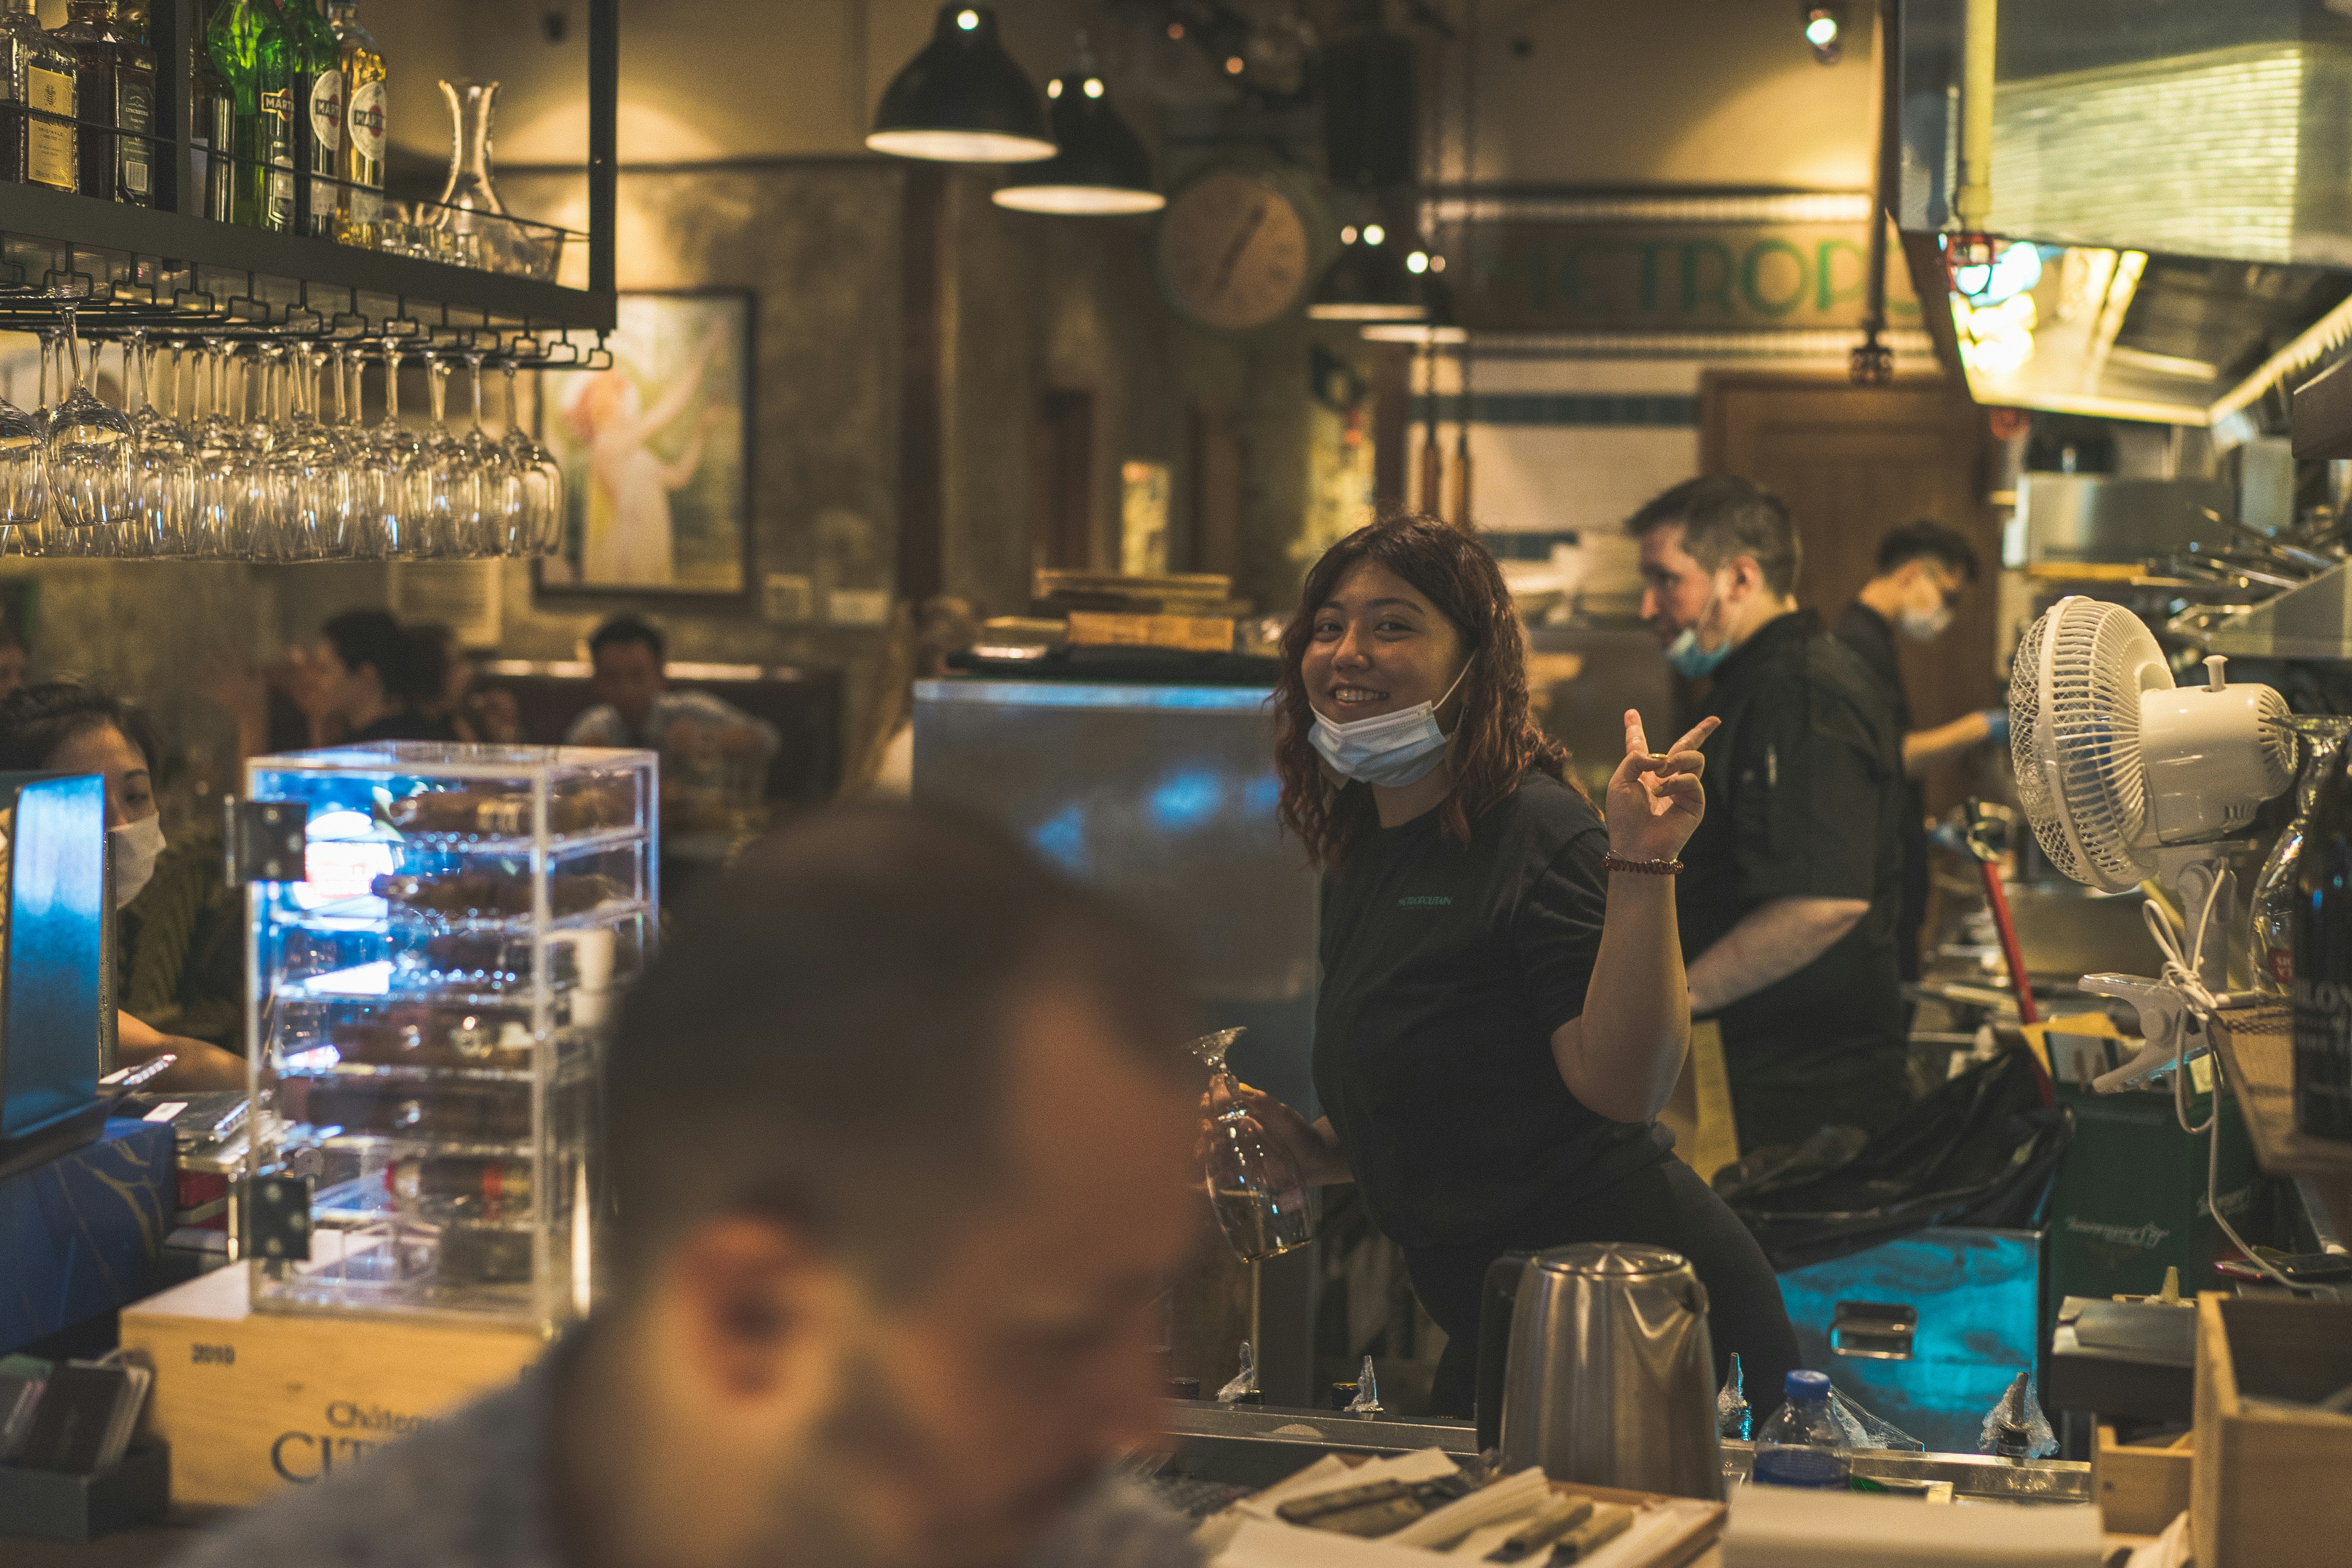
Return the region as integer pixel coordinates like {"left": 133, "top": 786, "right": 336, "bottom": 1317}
{"left": 1160, "top": 1401, "right": 2092, "bottom": 1503}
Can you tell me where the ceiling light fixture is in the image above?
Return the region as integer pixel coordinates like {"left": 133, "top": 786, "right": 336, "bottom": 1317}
{"left": 867, "top": 4, "right": 1056, "bottom": 164}
{"left": 1804, "top": 4, "right": 1843, "bottom": 65}
{"left": 993, "top": 64, "right": 1164, "bottom": 215}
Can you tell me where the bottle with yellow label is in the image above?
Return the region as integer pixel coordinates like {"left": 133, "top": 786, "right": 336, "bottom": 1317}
{"left": 6, "top": 0, "right": 79, "bottom": 192}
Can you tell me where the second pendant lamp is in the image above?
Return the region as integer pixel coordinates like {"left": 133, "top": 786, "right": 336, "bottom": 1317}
{"left": 994, "top": 74, "right": 1163, "bottom": 214}
{"left": 868, "top": 4, "right": 1056, "bottom": 164}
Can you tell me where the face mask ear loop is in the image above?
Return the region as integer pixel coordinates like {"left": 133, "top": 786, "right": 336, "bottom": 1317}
{"left": 1434, "top": 654, "right": 1475, "bottom": 734}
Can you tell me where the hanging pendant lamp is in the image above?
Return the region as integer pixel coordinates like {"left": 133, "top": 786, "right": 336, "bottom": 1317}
{"left": 993, "top": 74, "right": 1163, "bottom": 214}
{"left": 1307, "top": 223, "right": 1430, "bottom": 321}
{"left": 868, "top": 5, "right": 1056, "bottom": 164}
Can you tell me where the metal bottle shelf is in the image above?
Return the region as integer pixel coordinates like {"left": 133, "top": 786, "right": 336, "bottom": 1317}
{"left": 0, "top": 0, "right": 615, "bottom": 362}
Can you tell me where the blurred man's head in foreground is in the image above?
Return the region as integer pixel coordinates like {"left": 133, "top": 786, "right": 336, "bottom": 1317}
{"left": 574, "top": 804, "right": 1201, "bottom": 1568}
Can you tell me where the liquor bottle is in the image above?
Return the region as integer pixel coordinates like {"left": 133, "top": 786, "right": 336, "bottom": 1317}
{"left": 57, "top": 0, "right": 149, "bottom": 204}
{"left": 2292, "top": 742, "right": 2352, "bottom": 1143}
{"left": 111, "top": 0, "right": 155, "bottom": 205}
{"left": 278, "top": 0, "right": 336, "bottom": 236}
{"left": 0, "top": 0, "right": 41, "bottom": 184}
{"left": 207, "top": 0, "right": 286, "bottom": 229}
{"left": 326, "top": 0, "right": 382, "bottom": 246}
{"left": 191, "top": 14, "right": 233, "bottom": 219}
{"left": 13, "top": 0, "right": 77, "bottom": 192}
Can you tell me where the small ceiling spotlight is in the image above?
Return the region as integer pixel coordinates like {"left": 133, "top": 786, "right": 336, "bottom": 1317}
{"left": 1804, "top": 4, "right": 1843, "bottom": 65}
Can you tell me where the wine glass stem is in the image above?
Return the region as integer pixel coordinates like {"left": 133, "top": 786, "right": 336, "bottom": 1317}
{"left": 60, "top": 305, "right": 82, "bottom": 394}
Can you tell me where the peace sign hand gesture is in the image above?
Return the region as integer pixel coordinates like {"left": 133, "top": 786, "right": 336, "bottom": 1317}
{"left": 1604, "top": 710, "right": 1719, "bottom": 863}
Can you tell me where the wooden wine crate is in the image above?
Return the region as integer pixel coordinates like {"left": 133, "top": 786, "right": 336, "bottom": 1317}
{"left": 2093, "top": 1424, "right": 2191, "bottom": 1536}
{"left": 2191, "top": 1292, "right": 2352, "bottom": 1567}
{"left": 117, "top": 1264, "right": 548, "bottom": 1507}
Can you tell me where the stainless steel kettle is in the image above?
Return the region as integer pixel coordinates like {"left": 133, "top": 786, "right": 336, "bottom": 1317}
{"left": 1473, "top": 1242, "right": 1724, "bottom": 1500}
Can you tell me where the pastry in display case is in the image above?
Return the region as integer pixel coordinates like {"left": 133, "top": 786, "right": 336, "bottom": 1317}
{"left": 243, "top": 743, "right": 656, "bottom": 1328}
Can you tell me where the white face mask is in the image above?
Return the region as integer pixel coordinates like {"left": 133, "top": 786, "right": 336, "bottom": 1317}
{"left": 1309, "top": 659, "right": 1474, "bottom": 788}
{"left": 112, "top": 814, "right": 166, "bottom": 907}
{"left": 1898, "top": 603, "right": 1955, "bottom": 643}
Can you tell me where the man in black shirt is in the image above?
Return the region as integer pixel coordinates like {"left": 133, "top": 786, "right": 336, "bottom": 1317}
{"left": 1629, "top": 476, "right": 1910, "bottom": 1151}
{"left": 1832, "top": 521, "right": 2005, "bottom": 981}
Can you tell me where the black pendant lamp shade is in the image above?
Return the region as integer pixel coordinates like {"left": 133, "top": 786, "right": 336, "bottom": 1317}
{"left": 1308, "top": 228, "right": 1429, "bottom": 321}
{"left": 992, "top": 77, "right": 1163, "bottom": 214}
{"left": 868, "top": 5, "right": 1056, "bottom": 164}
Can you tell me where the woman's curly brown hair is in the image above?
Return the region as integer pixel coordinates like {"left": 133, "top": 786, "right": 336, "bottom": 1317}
{"left": 1274, "top": 515, "right": 1573, "bottom": 869}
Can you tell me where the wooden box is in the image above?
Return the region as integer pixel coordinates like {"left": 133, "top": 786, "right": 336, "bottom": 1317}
{"left": 2093, "top": 1424, "right": 2191, "bottom": 1536}
{"left": 2191, "top": 1292, "right": 2352, "bottom": 1567}
{"left": 1064, "top": 612, "right": 1235, "bottom": 653}
{"left": 117, "top": 1265, "right": 547, "bottom": 1507}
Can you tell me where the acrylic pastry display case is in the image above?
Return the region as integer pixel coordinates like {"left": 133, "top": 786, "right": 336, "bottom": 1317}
{"left": 243, "top": 743, "right": 656, "bottom": 1329}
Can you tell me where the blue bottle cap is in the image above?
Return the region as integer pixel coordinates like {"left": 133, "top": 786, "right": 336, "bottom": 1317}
{"left": 1785, "top": 1370, "right": 1831, "bottom": 1399}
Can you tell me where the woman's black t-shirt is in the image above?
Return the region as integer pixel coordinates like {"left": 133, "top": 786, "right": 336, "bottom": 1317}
{"left": 1312, "top": 770, "right": 1672, "bottom": 1250}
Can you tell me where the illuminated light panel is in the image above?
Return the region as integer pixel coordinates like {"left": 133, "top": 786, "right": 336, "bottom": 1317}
{"left": 992, "top": 185, "right": 1166, "bottom": 214}
{"left": 865, "top": 129, "right": 1056, "bottom": 162}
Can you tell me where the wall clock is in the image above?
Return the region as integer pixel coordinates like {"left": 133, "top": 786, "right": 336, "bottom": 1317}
{"left": 1157, "top": 165, "right": 1320, "bottom": 333}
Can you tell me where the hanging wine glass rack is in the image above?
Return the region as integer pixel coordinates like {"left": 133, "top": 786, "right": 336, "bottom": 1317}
{"left": 0, "top": 0, "right": 615, "bottom": 358}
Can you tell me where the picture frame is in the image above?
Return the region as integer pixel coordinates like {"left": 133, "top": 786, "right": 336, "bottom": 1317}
{"left": 534, "top": 289, "right": 754, "bottom": 598}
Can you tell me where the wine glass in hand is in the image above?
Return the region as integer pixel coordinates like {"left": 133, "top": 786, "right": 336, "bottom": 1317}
{"left": 1191, "top": 1027, "right": 1315, "bottom": 1262}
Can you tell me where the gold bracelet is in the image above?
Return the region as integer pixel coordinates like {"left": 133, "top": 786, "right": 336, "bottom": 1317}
{"left": 1602, "top": 853, "right": 1683, "bottom": 876}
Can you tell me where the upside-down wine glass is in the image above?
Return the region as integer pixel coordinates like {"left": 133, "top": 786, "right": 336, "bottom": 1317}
{"left": 500, "top": 358, "right": 563, "bottom": 555}
{"left": 460, "top": 349, "right": 518, "bottom": 555}
{"left": 1191, "top": 1028, "right": 1315, "bottom": 1262}
{"left": 48, "top": 294, "right": 135, "bottom": 531}
{"left": 0, "top": 337, "right": 46, "bottom": 538}
{"left": 370, "top": 339, "right": 426, "bottom": 558}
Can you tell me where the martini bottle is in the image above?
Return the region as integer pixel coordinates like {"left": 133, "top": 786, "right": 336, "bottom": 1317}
{"left": 327, "top": 0, "right": 383, "bottom": 246}
{"left": 278, "top": 0, "right": 337, "bottom": 236}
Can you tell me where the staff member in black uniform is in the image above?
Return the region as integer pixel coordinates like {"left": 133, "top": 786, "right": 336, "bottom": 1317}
{"left": 1628, "top": 477, "right": 1909, "bottom": 1153}
{"left": 1832, "top": 521, "right": 2003, "bottom": 982}
{"left": 1231, "top": 515, "right": 1799, "bottom": 1420}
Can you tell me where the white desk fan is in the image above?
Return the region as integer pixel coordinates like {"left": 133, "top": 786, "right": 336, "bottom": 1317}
{"left": 2010, "top": 596, "right": 2296, "bottom": 1092}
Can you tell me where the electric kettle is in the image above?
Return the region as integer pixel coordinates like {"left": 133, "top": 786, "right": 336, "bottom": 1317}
{"left": 1474, "top": 1242, "right": 1724, "bottom": 1500}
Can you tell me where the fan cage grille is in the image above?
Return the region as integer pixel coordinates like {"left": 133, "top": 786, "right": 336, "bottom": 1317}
{"left": 2014, "top": 599, "right": 2164, "bottom": 891}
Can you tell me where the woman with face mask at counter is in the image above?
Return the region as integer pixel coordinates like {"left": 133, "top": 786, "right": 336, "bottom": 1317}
{"left": 0, "top": 685, "right": 247, "bottom": 1091}
{"left": 1232, "top": 516, "right": 1800, "bottom": 1421}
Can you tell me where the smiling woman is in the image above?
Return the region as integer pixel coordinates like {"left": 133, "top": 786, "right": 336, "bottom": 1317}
{"left": 1238, "top": 514, "right": 1800, "bottom": 1420}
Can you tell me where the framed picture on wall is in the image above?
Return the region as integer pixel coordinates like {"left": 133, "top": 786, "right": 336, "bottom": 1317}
{"left": 535, "top": 289, "right": 754, "bottom": 597}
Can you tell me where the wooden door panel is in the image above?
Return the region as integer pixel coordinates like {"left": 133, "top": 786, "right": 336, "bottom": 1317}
{"left": 1701, "top": 371, "right": 1997, "bottom": 817}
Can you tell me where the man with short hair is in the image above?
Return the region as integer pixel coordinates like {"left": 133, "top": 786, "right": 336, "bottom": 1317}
{"left": 1628, "top": 476, "right": 1909, "bottom": 1151}
{"left": 565, "top": 613, "right": 780, "bottom": 764}
{"left": 171, "top": 807, "right": 1206, "bottom": 1568}
{"left": 1834, "top": 520, "right": 2006, "bottom": 981}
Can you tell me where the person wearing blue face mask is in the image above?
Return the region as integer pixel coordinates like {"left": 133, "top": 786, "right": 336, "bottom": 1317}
{"left": 1628, "top": 476, "right": 1910, "bottom": 1156}
{"left": 1834, "top": 520, "right": 2005, "bottom": 987}
{"left": 1227, "top": 514, "right": 1800, "bottom": 1422}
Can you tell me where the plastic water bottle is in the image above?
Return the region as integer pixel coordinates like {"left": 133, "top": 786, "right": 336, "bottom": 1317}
{"left": 1751, "top": 1370, "right": 1850, "bottom": 1489}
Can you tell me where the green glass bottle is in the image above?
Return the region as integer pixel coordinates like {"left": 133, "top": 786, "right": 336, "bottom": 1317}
{"left": 206, "top": 0, "right": 288, "bottom": 230}
{"left": 277, "top": 0, "right": 337, "bottom": 236}
{"left": 192, "top": 12, "right": 233, "bottom": 219}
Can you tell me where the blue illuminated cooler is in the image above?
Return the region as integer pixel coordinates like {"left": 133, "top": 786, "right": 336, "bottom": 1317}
{"left": 1776, "top": 1225, "right": 2044, "bottom": 1454}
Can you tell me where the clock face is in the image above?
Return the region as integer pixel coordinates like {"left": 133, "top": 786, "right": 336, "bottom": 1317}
{"left": 1159, "top": 170, "right": 1313, "bottom": 333}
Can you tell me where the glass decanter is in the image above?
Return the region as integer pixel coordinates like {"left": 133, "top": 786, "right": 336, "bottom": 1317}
{"left": 1191, "top": 1027, "right": 1314, "bottom": 1262}
{"left": 431, "top": 78, "right": 518, "bottom": 272}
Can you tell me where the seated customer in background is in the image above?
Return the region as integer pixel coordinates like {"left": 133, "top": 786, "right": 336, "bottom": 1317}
{"left": 566, "top": 613, "right": 778, "bottom": 764}
{"left": 0, "top": 621, "right": 27, "bottom": 701}
{"left": 170, "top": 806, "right": 1204, "bottom": 1568}
{"left": 0, "top": 684, "right": 245, "bottom": 1090}
{"left": 306, "top": 610, "right": 459, "bottom": 745}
